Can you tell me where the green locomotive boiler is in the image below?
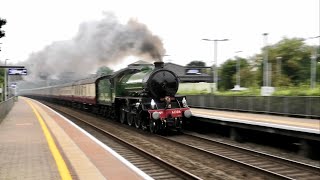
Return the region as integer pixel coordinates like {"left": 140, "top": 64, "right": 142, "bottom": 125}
{"left": 97, "top": 61, "right": 192, "bottom": 133}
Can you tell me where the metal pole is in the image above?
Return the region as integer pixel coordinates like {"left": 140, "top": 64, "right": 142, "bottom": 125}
{"left": 213, "top": 40, "right": 218, "bottom": 92}
{"left": 276, "top": 57, "right": 282, "bottom": 76}
{"left": 4, "top": 59, "right": 8, "bottom": 101}
{"left": 263, "top": 33, "right": 269, "bottom": 87}
{"left": 303, "top": 36, "right": 319, "bottom": 89}
{"left": 237, "top": 56, "right": 240, "bottom": 86}
{"left": 235, "top": 51, "right": 242, "bottom": 87}
{"left": 268, "top": 62, "right": 272, "bottom": 86}
{"left": 311, "top": 48, "right": 317, "bottom": 88}
{"left": 202, "top": 38, "right": 229, "bottom": 92}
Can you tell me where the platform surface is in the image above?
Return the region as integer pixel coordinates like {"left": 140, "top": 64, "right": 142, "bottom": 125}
{"left": 191, "top": 108, "right": 320, "bottom": 134}
{"left": 0, "top": 98, "right": 151, "bottom": 180}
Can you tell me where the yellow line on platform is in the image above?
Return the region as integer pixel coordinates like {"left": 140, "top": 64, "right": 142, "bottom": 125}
{"left": 24, "top": 98, "right": 72, "bottom": 180}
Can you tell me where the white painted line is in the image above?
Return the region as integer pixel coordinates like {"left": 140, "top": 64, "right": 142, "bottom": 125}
{"left": 193, "top": 114, "right": 320, "bottom": 134}
{"left": 37, "top": 101, "right": 154, "bottom": 180}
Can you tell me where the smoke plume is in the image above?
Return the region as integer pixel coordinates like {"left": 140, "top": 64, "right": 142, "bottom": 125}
{"left": 23, "top": 12, "right": 165, "bottom": 81}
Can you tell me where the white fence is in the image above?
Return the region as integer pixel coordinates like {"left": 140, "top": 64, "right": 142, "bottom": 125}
{"left": 178, "top": 83, "right": 214, "bottom": 94}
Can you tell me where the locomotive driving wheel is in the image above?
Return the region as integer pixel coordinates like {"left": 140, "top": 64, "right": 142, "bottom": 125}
{"left": 119, "top": 106, "right": 126, "bottom": 124}
{"left": 141, "top": 121, "right": 148, "bottom": 131}
{"left": 134, "top": 116, "right": 141, "bottom": 129}
{"left": 149, "top": 119, "right": 159, "bottom": 133}
{"left": 141, "top": 116, "right": 149, "bottom": 131}
{"left": 127, "top": 111, "right": 134, "bottom": 126}
{"left": 133, "top": 109, "right": 141, "bottom": 129}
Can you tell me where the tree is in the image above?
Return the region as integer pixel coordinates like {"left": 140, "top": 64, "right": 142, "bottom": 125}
{"left": 0, "top": 18, "right": 6, "bottom": 39}
{"left": 233, "top": 67, "right": 258, "bottom": 88}
{"left": 96, "top": 66, "right": 113, "bottom": 76}
{"left": 219, "top": 57, "right": 257, "bottom": 90}
{"left": 186, "top": 60, "right": 206, "bottom": 67}
{"left": 219, "top": 59, "right": 237, "bottom": 90}
{"left": 0, "top": 18, "right": 6, "bottom": 52}
{"left": 0, "top": 68, "right": 4, "bottom": 84}
{"left": 261, "top": 38, "right": 314, "bottom": 86}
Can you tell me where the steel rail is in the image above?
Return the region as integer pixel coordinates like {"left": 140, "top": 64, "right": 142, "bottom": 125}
{"left": 46, "top": 102, "right": 201, "bottom": 180}
{"left": 163, "top": 132, "right": 320, "bottom": 180}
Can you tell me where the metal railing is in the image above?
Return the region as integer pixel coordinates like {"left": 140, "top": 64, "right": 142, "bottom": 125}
{"left": 187, "top": 95, "right": 320, "bottom": 118}
{"left": 0, "top": 97, "right": 15, "bottom": 122}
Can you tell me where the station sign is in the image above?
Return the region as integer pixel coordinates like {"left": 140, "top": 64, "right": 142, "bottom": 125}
{"left": 8, "top": 68, "right": 27, "bottom": 75}
{"left": 185, "top": 68, "right": 202, "bottom": 75}
{"left": 10, "top": 82, "right": 17, "bottom": 88}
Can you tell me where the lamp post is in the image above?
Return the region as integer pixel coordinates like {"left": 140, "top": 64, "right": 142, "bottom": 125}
{"left": 311, "top": 48, "right": 317, "bottom": 89}
{"left": 4, "top": 59, "right": 9, "bottom": 101}
{"left": 262, "top": 33, "right": 269, "bottom": 87}
{"left": 310, "top": 36, "right": 319, "bottom": 89}
{"left": 202, "top": 38, "right": 229, "bottom": 92}
{"left": 235, "top": 51, "right": 243, "bottom": 87}
{"left": 276, "top": 56, "right": 282, "bottom": 77}
{"left": 304, "top": 36, "right": 320, "bottom": 89}
{"left": 260, "top": 33, "right": 276, "bottom": 96}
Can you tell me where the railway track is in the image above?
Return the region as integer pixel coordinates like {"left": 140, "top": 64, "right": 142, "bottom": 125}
{"left": 165, "top": 132, "right": 320, "bottom": 180}
{"left": 40, "top": 100, "right": 320, "bottom": 179}
{"left": 44, "top": 102, "right": 200, "bottom": 180}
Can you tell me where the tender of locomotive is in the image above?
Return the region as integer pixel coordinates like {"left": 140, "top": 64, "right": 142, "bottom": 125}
{"left": 20, "top": 61, "right": 192, "bottom": 133}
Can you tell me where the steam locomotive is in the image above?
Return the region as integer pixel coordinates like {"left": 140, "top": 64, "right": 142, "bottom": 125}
{"left": 19, "top": 61, "right": 192, "bottom": 133}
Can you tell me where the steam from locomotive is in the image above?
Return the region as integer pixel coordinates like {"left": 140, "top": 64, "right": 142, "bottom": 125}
{"left": 17, "top": 12, "right": 192, "bottom": 134}
{"left": 23, "top": 12, "right": 165, "bottom": 81}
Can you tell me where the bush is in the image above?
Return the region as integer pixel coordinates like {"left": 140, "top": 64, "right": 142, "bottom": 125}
{"left": 273, "top": 86, "right": 320, "bottom": 96}
{"left": 214, "top": 88, "right": 261, "bottom": 96}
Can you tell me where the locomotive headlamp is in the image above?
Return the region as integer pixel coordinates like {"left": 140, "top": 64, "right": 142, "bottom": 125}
{"left": 151, "top": 99, "right": 156, "bottom": 109}
{"left": 165, "top": 96, "right": 171, "bottom": 109}
{"left": 184, "top": 110, "right": 192, "bottom": 118}
{"left": 182, "top": 97, "right": 188, "bottom": 108}
{"left": 152, "top": 112, "right": 160, "bottom": 119}
{"left": 135, "top": 102, "right": 140, "bottom": 108}
{"left": 165, "top": 96, "right": 171, "bottom": 103}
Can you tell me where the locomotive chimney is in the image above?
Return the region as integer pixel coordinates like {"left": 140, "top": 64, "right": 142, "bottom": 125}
{"left": 154, "top": 61, "right": 164, "bottom": 69}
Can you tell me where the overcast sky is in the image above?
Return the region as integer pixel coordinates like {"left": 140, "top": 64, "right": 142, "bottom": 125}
{"left": 0, "top": 0, "right": 319, "bottom": 71}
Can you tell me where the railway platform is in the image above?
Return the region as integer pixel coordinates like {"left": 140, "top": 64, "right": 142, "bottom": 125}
{"left": 0, "top": 97, "right": 151, "bottom": 180}
{"left": 191, "top": 108, "right": 320, "bottom": 134}
{"left": 191, "top": 108, "right": 320, "bottom": 159}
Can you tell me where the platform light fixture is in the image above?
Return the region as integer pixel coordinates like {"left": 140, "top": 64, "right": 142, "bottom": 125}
{"left": 202, "top": 38, "right": 229, "bottom": 92}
